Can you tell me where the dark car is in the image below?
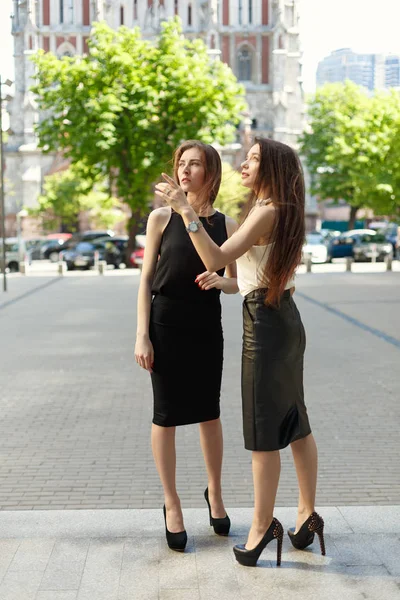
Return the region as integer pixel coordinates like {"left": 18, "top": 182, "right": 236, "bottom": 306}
{"left": 62, "top": 239, "right": 123, "bottom": 271}
{"left": 384, "top": 223, "right": 399, "bottom": 257}
{"left": 28, "top": 238, "right": 67, "bottom": 262}
{"left": 327, "top": 230, "right": 393, "bottom": 262}
{"left": 55, "top": 230, "right": 115, "bottom": 259}
{"left": 94, "top": 236, "right": 128, "bottom": 265}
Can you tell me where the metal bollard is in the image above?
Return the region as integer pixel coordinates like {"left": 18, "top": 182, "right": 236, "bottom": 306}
{"left": 57, "top": 261, "right": 66, "bottom": 276}
{"left": 98, "top": 260, "right": 107, "bottom": 275}
{"left": 346, "top": 257, "right": 353, "bottom": 272}
{"left": 305, "top": 256, "right": 312, "bottom": 273}
{"left": 386, "top": 256, "right": 393, "bottom": 271}
{"left": 19, "top": 260, "right": 28, "bottom": 275}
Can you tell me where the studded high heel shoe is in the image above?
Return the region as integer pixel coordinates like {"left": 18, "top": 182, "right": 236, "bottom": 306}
{"left": 163, "top": 505, "right": 187, "bottom": 552}
{"left": 287, "top": 512, "right": 325, "bottom": 555}
{"left": 204, "top": 488, "right": 231, "bottom": 536}
{"left": 233, "top": 518, "right": 284, "bottom": 567}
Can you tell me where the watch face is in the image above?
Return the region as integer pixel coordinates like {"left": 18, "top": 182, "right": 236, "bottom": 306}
{"left": 189, "top": 222, "right": 198, "bottom": 232}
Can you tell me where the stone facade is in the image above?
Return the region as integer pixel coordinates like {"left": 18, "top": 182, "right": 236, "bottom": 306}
{"left": 5, "top": 0, "right": 316, "bottom": 233}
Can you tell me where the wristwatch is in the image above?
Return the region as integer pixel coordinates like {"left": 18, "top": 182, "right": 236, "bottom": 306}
{"left": 186, "top": 220, "right": 203, "bottom": 233}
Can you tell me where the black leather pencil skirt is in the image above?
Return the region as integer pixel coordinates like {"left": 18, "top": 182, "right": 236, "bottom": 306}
{"left": 241, "top": 289, "right": 312, "bottom": 451}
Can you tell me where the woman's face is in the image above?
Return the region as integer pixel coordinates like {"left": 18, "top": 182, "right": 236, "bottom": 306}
{"left": 177, "top": 147, "right": 206, "bottom": 194}
{"left": 240, "top": 143, "right": 261, "bottom": 190}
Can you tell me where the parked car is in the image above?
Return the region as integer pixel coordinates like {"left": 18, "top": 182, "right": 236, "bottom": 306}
{"left": 94, "top": 236, "right": 128, "bottom": 266}
{"left": 319, "top": 229, "right": 342, "bottom": 243}
{"left": 27, "top": 238, "right": 67, "bottom": 262}
{"left": 62, "top": 239, "right": 123, "bottom": 271}
{"left": 0, "top": 238, "right": 31, "bottom": 272}
{"left": 130, "top": 235, "right": 146, "bottom": 269}
{"left": 302, "top": 232, "right": 328, "bottom": 263}
{"left": 383, "top": 223, "right": 399, "bottom": 258}
{"left": 54, "top": 230, "right": 115, "bottom": 260}
{"left": 326, "top": 230, "right": 393, "bottom": 262}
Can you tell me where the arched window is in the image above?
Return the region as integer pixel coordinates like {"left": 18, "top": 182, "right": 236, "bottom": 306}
{"left": 188, "top": 3, "right": 192, "bottom": 26}
{"left": 60, "top": 0, "right": 64, "bottom": 23}
{"left": 174, "top": 0, "right": 178, "bottom": 16}
{"left": 57, "top": 41, "right": 75, "bottom": 58}
{"left": 133, "top": 0, "right": 138, "bottom": 20}
{"left": 248, "top": 0, "right": 253, "bottom": 24}
{"left": 238, "top": 47, "right": 253, "bottom": 82}
{"left": 238, "top": 0, "right": 243, "bottom": 25}
{"left": 120, "top": 4, "right": 124, "bottom": 24}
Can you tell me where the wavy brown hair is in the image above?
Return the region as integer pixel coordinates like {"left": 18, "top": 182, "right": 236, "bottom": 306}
{"left": 244, "top": 137, "right": 305, "bottom": 307}
{"left": 172, "top": 140, "right": 222, "bottom": 215}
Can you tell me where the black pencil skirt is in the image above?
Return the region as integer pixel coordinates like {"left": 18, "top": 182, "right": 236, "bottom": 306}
{"left": 241, "top": 289, "right": 312, "bottom": 451}
{"left": 149, "top": 294, "right": 223, "bottom": 427}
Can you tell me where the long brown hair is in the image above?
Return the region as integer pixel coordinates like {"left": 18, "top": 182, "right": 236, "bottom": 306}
{"left": 244, "top": 137, "right": 305, "bottom": 307}
{"left": 172, "top": 140, "right": 222, "bottom": 215}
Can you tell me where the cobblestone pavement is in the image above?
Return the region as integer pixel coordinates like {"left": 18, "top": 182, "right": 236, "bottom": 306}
{"left": 0, "top": 269, "right": 399, "bottom": 509}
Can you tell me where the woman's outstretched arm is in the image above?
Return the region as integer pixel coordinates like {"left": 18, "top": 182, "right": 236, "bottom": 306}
{"left": 155, "top": 174, "right": 275, "bottom": 272}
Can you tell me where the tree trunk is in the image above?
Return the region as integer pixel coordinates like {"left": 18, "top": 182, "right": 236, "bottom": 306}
{"left": 348, "top": 205, "right": 359, "bottom": 230}
{"left": 126, "top": 209, "right": 143, "bottom": 268}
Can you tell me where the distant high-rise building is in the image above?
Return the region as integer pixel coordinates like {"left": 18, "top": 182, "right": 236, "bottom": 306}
{"left": 316, "top": 48, "right": 387, "bottom": 91}
{"left": 385, "top": 55, "right": 400, "bottom": 88}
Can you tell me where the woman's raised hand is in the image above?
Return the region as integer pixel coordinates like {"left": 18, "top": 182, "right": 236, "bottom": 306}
{"left": 154, "top": 174, "right": 189, "bottom": 214}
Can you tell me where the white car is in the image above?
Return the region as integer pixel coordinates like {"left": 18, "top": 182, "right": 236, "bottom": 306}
{"left": 302, "top": 233, "right": 328, "bottom": 264}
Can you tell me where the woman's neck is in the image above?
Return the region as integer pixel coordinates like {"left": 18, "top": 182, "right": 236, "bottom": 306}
{"left": 187, "top": 193, "right": 215, "bottom": 217}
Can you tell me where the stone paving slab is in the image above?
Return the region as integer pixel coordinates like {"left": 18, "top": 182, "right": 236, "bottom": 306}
{"left": 0, "top": 507, "right": 399, "bottom": 600}
{"left": 0, "top": 272, "right": 399, "bottom": 509}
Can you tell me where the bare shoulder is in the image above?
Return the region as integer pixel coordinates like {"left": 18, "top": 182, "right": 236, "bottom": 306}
{"left": 224, "top": 214, "right": 238, "bottom": 236}
{"left": 147, "top": 206, "right": 171, "bottom": 231}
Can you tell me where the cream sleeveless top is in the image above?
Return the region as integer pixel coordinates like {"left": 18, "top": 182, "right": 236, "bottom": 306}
{"left": 236, "top": 243, "right": 295, "bottom": 297}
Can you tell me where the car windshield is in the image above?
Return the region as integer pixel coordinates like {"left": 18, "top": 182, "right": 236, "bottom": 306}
{"left": 74, "top": 242, "right": 96, "bottom": 252}
{"left": 306, "top": 234, "right": 324, "bottom": 245}
{"left": 4, "top": 242, "right": 19, "bottom": 252}
{"left": 360, "top": 233, "right": 385, "bottom": 243}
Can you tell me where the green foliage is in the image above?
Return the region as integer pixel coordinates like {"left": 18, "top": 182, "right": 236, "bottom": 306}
{"left": 300, "top": 81, "right": 400, "bottom": 218}
{"left": 31, "top": 19, "right": 246, "bottom": 231}
{"left": 30, "top": 165, "right": 122, "bottom": 231}
{"left": 214, "top": 162, "right": 248, "bottom": 220}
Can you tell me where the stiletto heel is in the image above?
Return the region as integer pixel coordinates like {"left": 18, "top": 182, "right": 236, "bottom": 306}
{"left": 204, "top": 488, "right": 231, "bottom": 536}
{"left": 287, "top": 512, "right": 325, "bottom": 555}
{"left": 163, "top": 505, "right": 187, "bottom": 552}
{"left": 316, "top": 526, "right": 326, "bottom": 556}
{"left": 233, "top": 518, "right": 283, "bottom": 567}
{"left": 276, "top": 528, "right": 283, "bottom": 566}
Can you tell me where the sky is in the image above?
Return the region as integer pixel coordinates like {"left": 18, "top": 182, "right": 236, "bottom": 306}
{"left": 0, "top": 0, "right": 400, "bottom": 92}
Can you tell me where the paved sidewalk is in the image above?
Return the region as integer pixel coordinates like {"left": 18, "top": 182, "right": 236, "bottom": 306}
{"left": 0, "top": 506, "right": 399, "bottom": 599}
{"left": 1, "top": 271, "right": 400, "bottom": 509}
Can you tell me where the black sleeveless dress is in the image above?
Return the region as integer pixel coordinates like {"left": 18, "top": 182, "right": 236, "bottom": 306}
{"left": 150, "top": 210, "right": 228, "bottom": 427}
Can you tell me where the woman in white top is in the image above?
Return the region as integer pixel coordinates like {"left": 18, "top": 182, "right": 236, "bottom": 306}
{"left": 155, "top": 137, "right": 325, "bottom": 567}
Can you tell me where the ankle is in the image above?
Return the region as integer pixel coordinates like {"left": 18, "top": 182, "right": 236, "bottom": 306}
{"left": 165, "top": 496, "right": 181, "bottom": 510}
{"left": 297, "top": 507, "right": 314, "bottom": 519}
{"left": 252, "top": 516, "right": 274, "bottom": 533}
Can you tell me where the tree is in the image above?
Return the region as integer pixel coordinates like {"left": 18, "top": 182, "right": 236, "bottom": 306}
{"left": 300, "top": 82, "right": 400, "bottom": 228}
{"left": 31, "top": 19, "right": 246, "bottom": 252}
{"left": 30, "top": 165, "right": 122, "bottom": 232}
{"left": 214, "top": 162, "right": 249, "bottom": 220}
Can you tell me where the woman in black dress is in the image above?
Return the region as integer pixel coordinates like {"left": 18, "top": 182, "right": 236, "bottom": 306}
{"left": 156, "top": 137, "right": 325, "bottom": 566}
{"left": 135, "top": 141, "right": 238, "bottom": 551}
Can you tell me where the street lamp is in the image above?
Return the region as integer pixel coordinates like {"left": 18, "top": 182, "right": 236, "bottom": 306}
{"left": 0, "top": 75, "right": 13, "bottom": 292}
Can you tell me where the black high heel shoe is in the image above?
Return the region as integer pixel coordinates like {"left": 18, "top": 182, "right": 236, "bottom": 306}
{"left": 233, "top": 518, "right": 283, "bottom": 567}
{"left": 287, "top": 512, "right": 325, "bottom": 555}
{"left": 163, "top": 505, "right": 187, "bottom": 552}
{"left": 204, "top": 488, "right": 231, "bottom": 536}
